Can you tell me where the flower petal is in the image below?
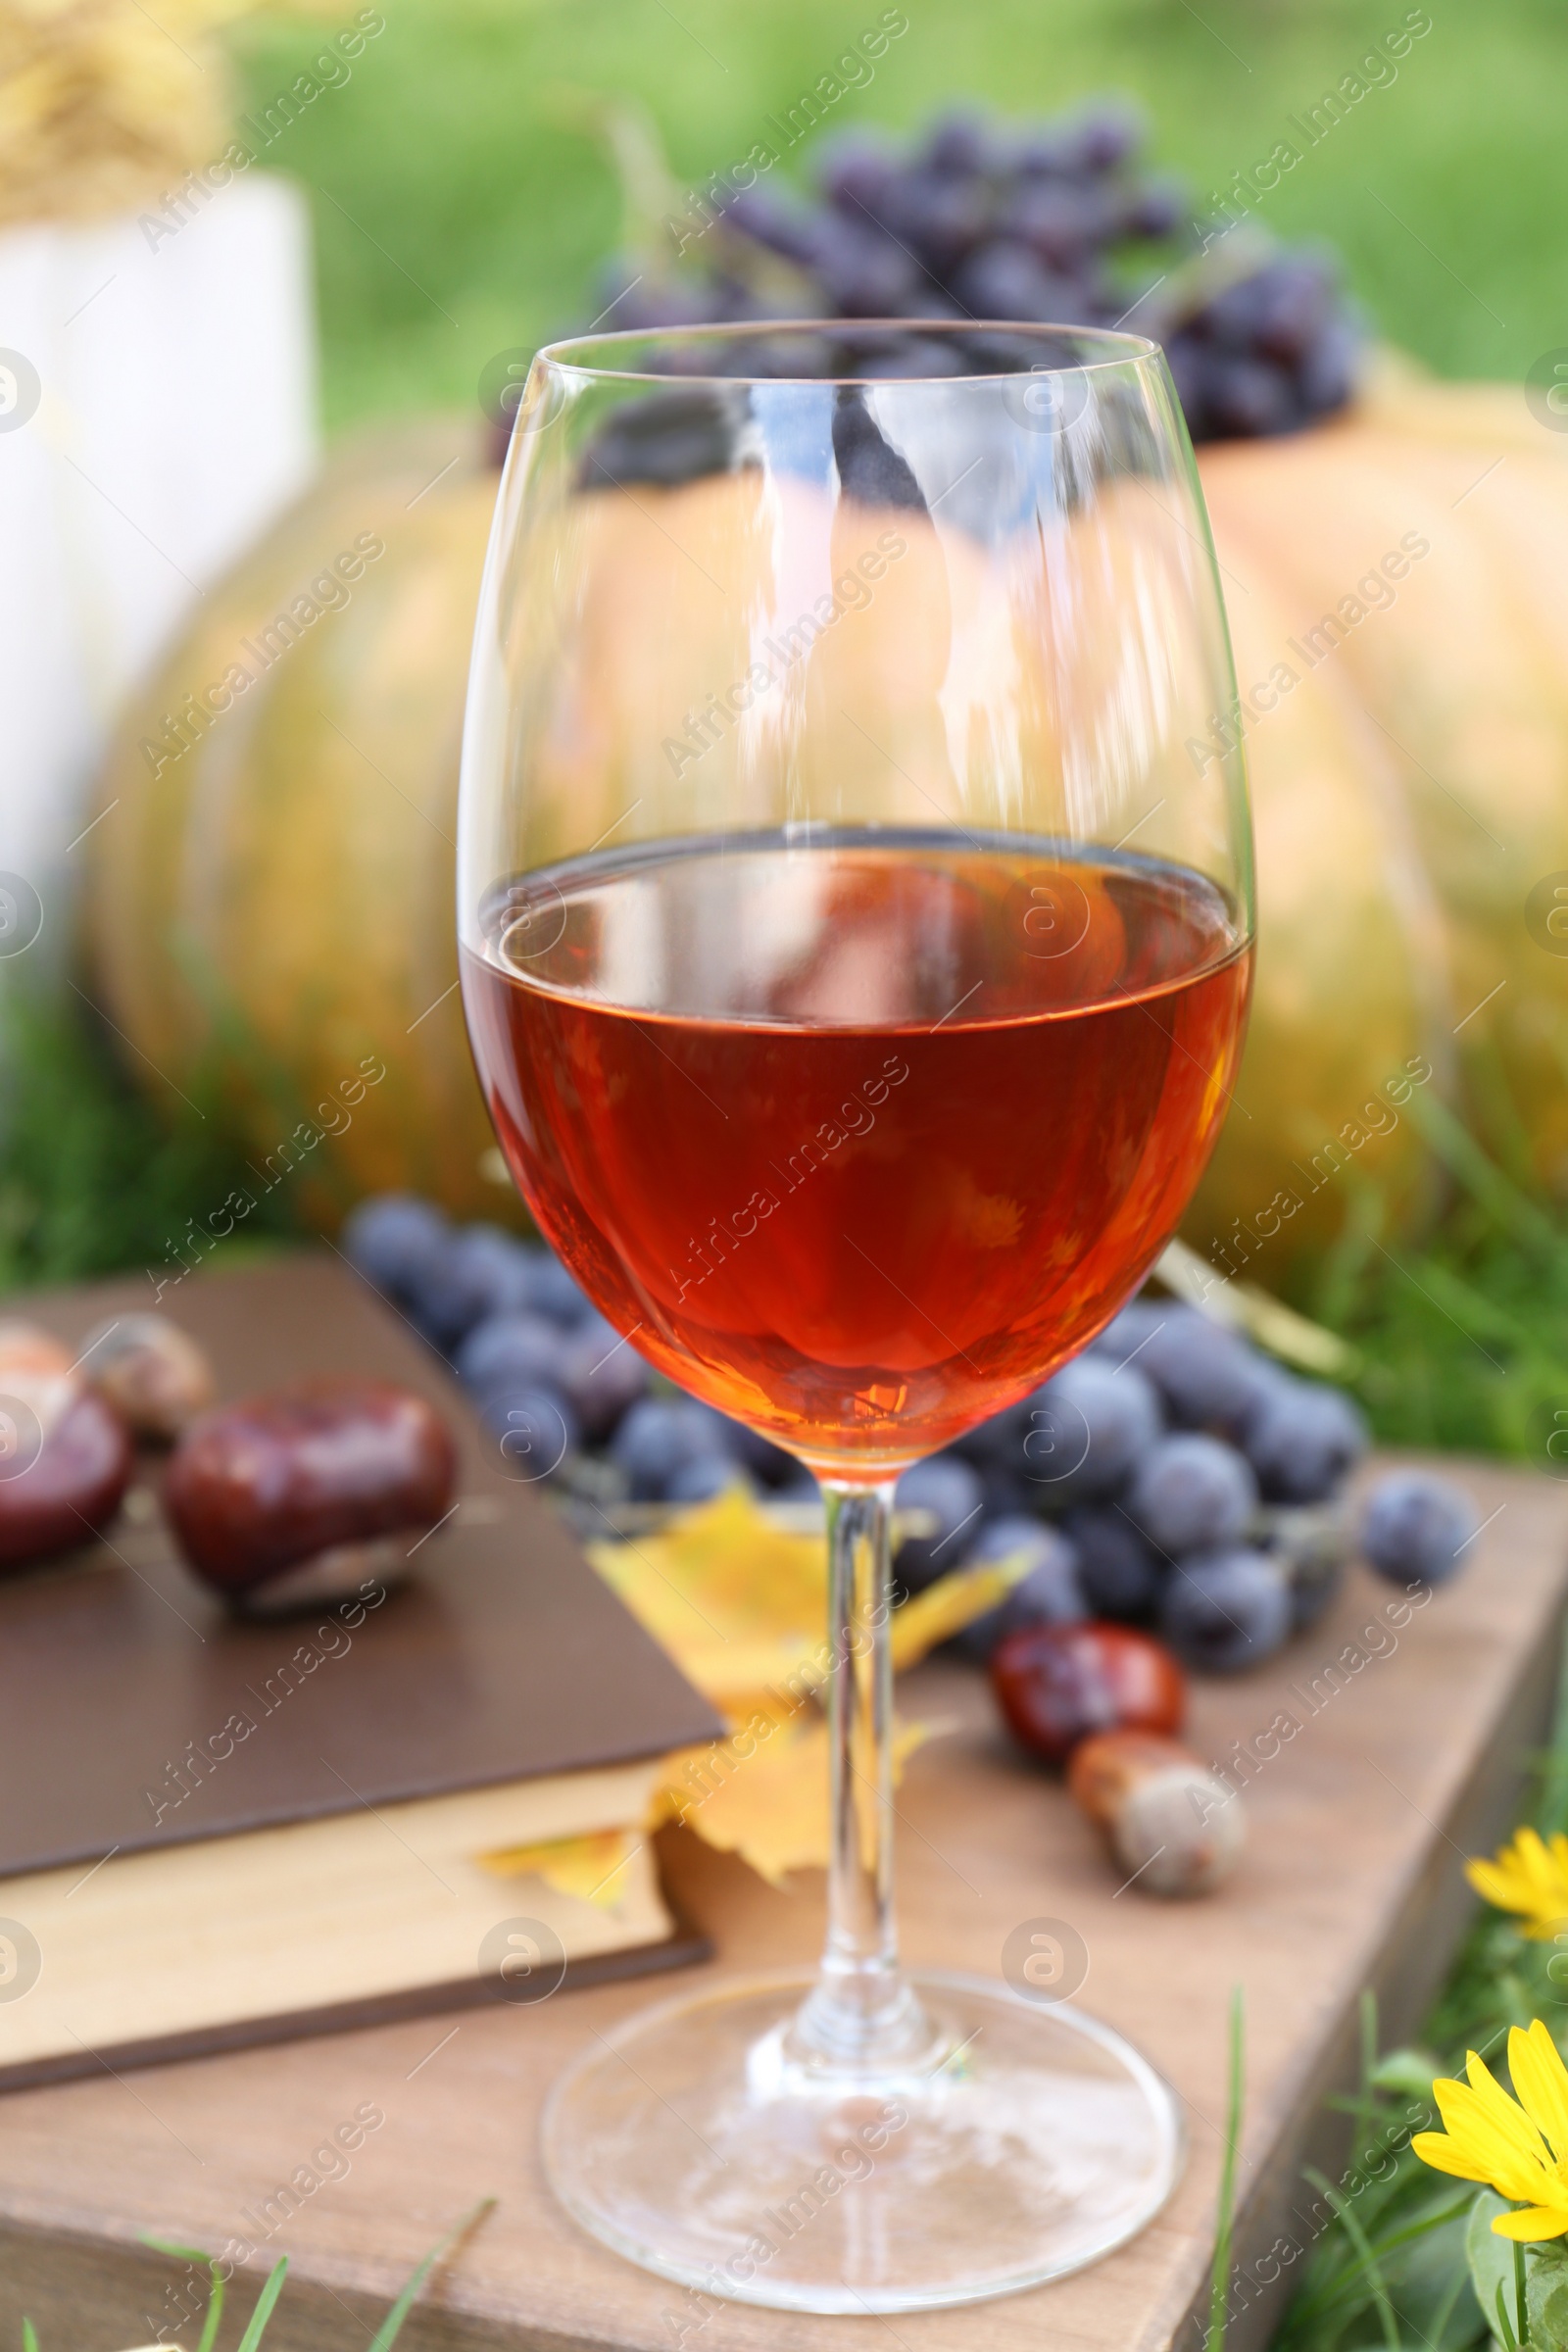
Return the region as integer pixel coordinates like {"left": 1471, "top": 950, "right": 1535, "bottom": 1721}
{"left": 1510, "top": 2022, "right": 1568, "bottom": 2167}
{"left": 1411, "top": 2130, "right": 1492, "bottom": 2181}
{"left": 1492, "top": 2204, "right": 1568, "bottom": 2243}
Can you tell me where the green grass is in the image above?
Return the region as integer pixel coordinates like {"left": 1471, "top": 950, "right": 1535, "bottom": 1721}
{"left": 0, "top": 991, "right": 308, "bottom": 1301}
{"left": 228, "top": 0, "right": 1568, "bottom": 432}
{"left": 1267, "top": 1652, "right": 1568, "bottom": 2352}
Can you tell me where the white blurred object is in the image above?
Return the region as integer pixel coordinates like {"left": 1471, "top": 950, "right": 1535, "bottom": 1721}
{"left": 0, "top": 172, "right": 318, "bottom": 925}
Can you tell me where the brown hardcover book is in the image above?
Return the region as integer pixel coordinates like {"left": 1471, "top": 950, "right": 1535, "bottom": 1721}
{"left": 0, "top": 1253, "right": 724, "bottom": 2089}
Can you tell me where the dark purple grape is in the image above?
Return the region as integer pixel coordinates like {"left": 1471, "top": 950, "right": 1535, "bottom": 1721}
{"left": 1163, "top": 335, "right": 1214, "bottom": 441}
{"left": 1359, "top": 1473, "right": 1478, "bottom": 1589}
{"left": 718, "top": 188, "right": 822, "bottom": 268}
{"left": 920, "top": 110, "right": 992, "bottom": 177}
{"left": 1161, "top": 1547, "right": 1293, "bottom": 1674}
{"left": 1128, "top": 1433, "right": 1257, "bottom": 1556}
{"left": 1133, "top": 1305, "right": 1265, "bottom": 1430}
{"left": 1242, "top": 1378, "right": 1367, "bottom": 1504}
{"left": 949, "top": 1517, "right": 1085, "bottom": 1662}
{"left": 1063, "top": 99, "right": 1146, "bottom": 175}
{"left": 1119, "top": 174, "right": 1187, "bottom": 240}
{"left": 1064, "top": 1505, "right": 1166, "bottom": 1619}
{"left": 698, "top": 1407, "right": 798, "bottom": 1487}
{"left": 341, "top": 1194, "right": 450, "bottom": 1306}
{"left": 1298, "top": 320, "right": 1361, "bottom": 416}
{"left": 953, "top": 240, "right": 1081, "bottom": 322}
{"left": 457, "top": 1311, "right": 568, "bottom": 1396}
{"left": 580, "top": 385, "right": 755, "bottom": 490}
{"left": 665, "top": 1453, "right": 753, "bottom": 1505}
{"left": 1016, "top": 1357, "right": 1161, "bottom": 1501}
{"left": 832, "top": 388, "right": 927, "bottom": 509}
{"left": 854, "top": 335, "right": 970, "bottom": 379}
{"left": 819, "top": 137, "right": 898, "bottom": 215}
{"left": 517, "top": 1250, "right": 596, "bottom": 1329}
{"left": 876, "top": 172, "right": 992, "bottom": 271}
{"left": 610, "top": 1398, "right": 730, "bottom": 1502}
{"left": 959, "top": 327, "right": 1055, "bottom": 371}
{"left": 409, "top": 1225, "right": 534, "bottom": 1348}
{"left": 976, "top": 1462, "right": 1036, "bottom": 1522}
{"left": 894, "top": 1453, "right": 985, "bottom": 1592}
{"left": 1011, "top": 122, "right": 1079, "bottom": 177}
{"left": 478, "top": 1383, "right": 580, "bottom": 1480}
{"left": 1004, "top": 180, "right": 1114, "bottom": 269}
{"left": 1204, "top": 357, "right": 1298, "bottom": 438}
{"left": 558, "top": 1317, "right": 652, "bottom": 1441}
{"left": 809, "top": 220, "right": 926, "bottom": 317}
{"left": 1249, "top": 255, "right": 1337, "bottom": 361}
{"left": 1088, "top": 1298, "right": 1169, "bottom": 1372}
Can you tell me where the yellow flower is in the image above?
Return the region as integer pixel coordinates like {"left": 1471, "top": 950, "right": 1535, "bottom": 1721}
{"left": 1413, "top": 2020, "right": 1568, "bottom": 2240}
{"left": 1468, "top": 1827, "right": 1568, "bottom": 1938}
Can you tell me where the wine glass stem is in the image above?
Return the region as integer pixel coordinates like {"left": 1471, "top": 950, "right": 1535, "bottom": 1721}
{"left": 793, "top": 1477, "right": 930, "bottom": 2072}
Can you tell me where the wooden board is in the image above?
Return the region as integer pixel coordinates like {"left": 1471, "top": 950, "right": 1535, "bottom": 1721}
{"left": 0, "top": 1451, "right": 1564, "bottom": 2352}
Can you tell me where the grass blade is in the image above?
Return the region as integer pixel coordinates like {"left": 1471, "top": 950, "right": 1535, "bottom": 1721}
{"left": 1206, "top": 1987, "right": 1245, "bottom": 2352}
{"left": 367, "top": 2198, "right": 496, "bottom": 2352}
{"left": 140, "top": 2237, "right": 224, "bottom": 2352}
{"left": 1302, "top": 2165, "right": 1401, "bottom": 2352}
{"left": 1497, "top": 2277, "right": 1521, "bottom": 2352}
{"left": 22, "top": 2322, "right": 38, "bottom": 2352}
{"left": 234, "top": 2257, "right": 288, "bottom": 2352}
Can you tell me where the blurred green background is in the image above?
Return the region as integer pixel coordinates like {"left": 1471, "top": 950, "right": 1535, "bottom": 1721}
{"left": 7, "top": 0, "right": 1568, "bottom": 1465}
{"left": 230, "top": 0, "right": 1565, "bottom": 432}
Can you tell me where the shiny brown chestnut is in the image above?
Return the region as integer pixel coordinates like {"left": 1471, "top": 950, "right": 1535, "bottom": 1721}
{"left": 164, "top": 1380, "right": 458, "bottom": 1601}
{"left": 990, "top": 1620, "right": 1187, "bottom": 1767}
{"left": 0, "top": 1392, "right": 134, "bottom": 1570}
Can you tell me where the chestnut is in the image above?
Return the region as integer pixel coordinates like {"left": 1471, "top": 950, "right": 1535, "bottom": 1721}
{"left": 1068, "top": 1730, "right": 1245, "bottom": 1896}
{"left": 164, "top": 1380, "right": 458, "bottom": 1606}
{"left": 81, "top": 1313, "right": 215, "bottom": 1443}
{"left": 0, "top": 1392, "right": 134, "bottom": 1570}
{"left": 990, "top": 1619, "right": 1186, "bottom": 1767}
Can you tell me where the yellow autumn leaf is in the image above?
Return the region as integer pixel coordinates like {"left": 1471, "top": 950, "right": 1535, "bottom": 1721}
{"left": 476, "top": 1826, "right": 637, "bottom": 1910}
{"left": 655, "top": 1714, "right": 934, "bottom": 1888}
{"left": 586, "top": 1486, "right": 829, "bottom": 1714}
{"left": 585, "top": 1488, "right": 1012, "bottom": 1886}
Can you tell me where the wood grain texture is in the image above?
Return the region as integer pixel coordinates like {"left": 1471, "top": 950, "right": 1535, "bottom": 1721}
{"left": 0, "top": 1451, "right": 1563, "bottom": 2352}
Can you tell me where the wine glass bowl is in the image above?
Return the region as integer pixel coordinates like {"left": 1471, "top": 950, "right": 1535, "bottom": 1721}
{"left": 459, "top": 319, "right": 1252, "bottom": 2311}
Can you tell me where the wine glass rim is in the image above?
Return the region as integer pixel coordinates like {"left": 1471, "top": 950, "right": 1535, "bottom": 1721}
{"left": 534, "top": 317, "right": 1163, "bottom": 386}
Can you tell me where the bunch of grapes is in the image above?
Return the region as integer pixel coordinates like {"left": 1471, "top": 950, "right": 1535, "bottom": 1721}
{"left": 594, "top": 101, "right": 1360, "bottom": 441}
{"left": 344, "top": 1196, "right": 1476, "bottom": 1684}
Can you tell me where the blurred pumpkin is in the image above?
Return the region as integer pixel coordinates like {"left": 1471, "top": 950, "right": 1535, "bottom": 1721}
{"left": 84, "top": 361, "right": 1568, "bottom": 1272}
{"left": 86, "top": 418, "right": 505, "bottom": 1223}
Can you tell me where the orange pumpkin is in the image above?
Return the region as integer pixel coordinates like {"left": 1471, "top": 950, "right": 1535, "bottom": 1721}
{"left": 85, "top": 362, "right": 1568, "bottom": 1276}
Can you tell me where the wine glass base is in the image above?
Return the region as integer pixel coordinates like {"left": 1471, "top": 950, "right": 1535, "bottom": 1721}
{"left": 541, "top": 1969, "right": 1184, "bottom": 2315}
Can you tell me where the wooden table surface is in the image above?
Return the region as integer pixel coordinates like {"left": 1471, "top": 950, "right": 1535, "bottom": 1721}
{"left": 1, "top": 1453, "right": 1564, "bottom": 2352}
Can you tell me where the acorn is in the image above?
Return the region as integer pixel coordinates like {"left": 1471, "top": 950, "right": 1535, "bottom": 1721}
{"left": 1068, "top": 1730, "right": 1244, "bottom": 1896}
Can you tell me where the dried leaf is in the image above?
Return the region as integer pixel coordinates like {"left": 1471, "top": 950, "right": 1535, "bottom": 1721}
{"left": 474, "top": 1826, "right": 637, "bottom": 1909}
{"left": 586, "top": 1489, "right": 1005, "bottom": 1887}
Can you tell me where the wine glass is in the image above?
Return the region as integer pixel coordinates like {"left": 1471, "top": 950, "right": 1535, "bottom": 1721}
{"left": 458, "top": 319, "right": 1252, "bottom": 2315}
